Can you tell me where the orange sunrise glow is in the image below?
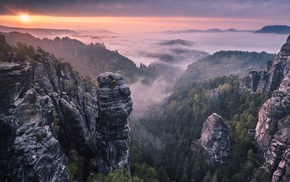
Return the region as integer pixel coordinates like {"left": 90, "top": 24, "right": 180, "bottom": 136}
{"left": 20, "top": 14, "right": 30, "bottom": 23}
{"left": 0, "top": 15, "right": 280, "bottom": 33}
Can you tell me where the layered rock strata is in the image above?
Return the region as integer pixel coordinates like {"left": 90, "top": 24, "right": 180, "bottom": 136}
{"left": 200, "top": 113, "right": 230, "bottom": 166}
{"left": 0, "top": 35, "right": 132, "bottom": 181}
{"left": 255, "top": 72, "right": 290, "bottom": 181}
{"left": 97, "top": 72, "right": 133, "bottom": 173}
{"left": 272, "top": 149, "right": 290, "bottom": 181}
{"left": 240, "top": 35, "right": 290, "bottom": 95}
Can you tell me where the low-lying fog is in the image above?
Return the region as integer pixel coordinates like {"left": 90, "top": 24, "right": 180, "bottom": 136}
{"left": 25, "top": 29, "right": 290, "bottom": 117}
{"left": 80, "top": 30, "right": 285, "bottom": 117}
{"left": 91, "top": 31, "right": 285, "bottom": 116}
{"left": 74, "top": 31, "right": 287, "bottom": 66}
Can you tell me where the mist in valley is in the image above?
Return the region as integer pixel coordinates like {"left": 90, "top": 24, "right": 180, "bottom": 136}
{"left": 1, "top": 26, "right": 288, "bottom": 119}
{"left": 12, "top": 28, "right": 287, "bottom": 118}
{"left": 81, "top": 30, "right": 286, "bottom": 118}
{"left": 129, "top": 77, "right": 172, "bottom": 117}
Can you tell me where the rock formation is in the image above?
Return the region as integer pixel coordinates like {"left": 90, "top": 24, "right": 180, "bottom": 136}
{"left": 97, "top": 72, "right": 133, "bottom": 174}
{"left": 239, "top": 69, "right": 269, "bottom": 93}
{"left": 240, "top": 35, "right": 290, "bottom": 95}
{"left": 255, "top": 72, "right": 290, "bottom": 181}
{"left": 272, "top": 149, "right": 290, "bottom": 181}
{"left": 200, "top": 113, "right": 230, "bottom": 166}
{"left": 0, "top": 35, "right": 132, "bottom": 181}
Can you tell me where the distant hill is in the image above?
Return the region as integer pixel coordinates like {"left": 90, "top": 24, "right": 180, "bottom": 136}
{"left": 160, "top": 39, "right": 195, "bottom": 46}
{"left": 164, "top": 28, "right": 252, "bottom": 34}
{"left": 226, "top": 28, "right": 238, "bottom": 32}
{"left": 176, "top": 50, "right": 276, "bottom": 86}
{"left": 0, "top": 25, "right": 76, "bottom": 37}
{"left": 255, "top": 25, "right": 290, "bottom": 34}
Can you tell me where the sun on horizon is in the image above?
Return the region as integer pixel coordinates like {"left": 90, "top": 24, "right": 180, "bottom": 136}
{"left": 19, "top": 14, "right": 30, "bottom": 23}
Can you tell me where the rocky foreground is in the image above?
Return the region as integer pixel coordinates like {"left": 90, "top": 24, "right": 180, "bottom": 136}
{"left": 0, "top": 35, "right": 132, "bottom": 181}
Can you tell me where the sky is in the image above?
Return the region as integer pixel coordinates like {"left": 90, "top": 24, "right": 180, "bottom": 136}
{"left": 0, "top": 0, "right": 289, "bottom": 32}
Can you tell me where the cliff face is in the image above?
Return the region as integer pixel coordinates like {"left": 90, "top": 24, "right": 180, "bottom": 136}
{"left": 255, "top": 72, "right": 290, "bottom": 181}
{"left": 272, "top": 149, "right": 290, "bottom": 181}
{"left": 200, "top": 113, "right": 230, "bottom": 166}
{"left": 239, "top": 69, "right": 270, "bottom": 93}
{"left": 240, "top": 35, "right": 290, "bottom": 95}
{"left": 0, "top": 35, "right": 132, "bottom": 181}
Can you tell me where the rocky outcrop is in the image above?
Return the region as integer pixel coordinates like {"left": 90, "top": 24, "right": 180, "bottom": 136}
{"left": 97, "top": 72, "right": 133, "bottom": 174}
{"left": 255, "top": 72, "right": 290, "bottom": 181}
{"left": 0, "top": 58, "right": 69, "bottom": 181}
{"left": 240, "top": 35, "right": 290, "bottom": 95}
{"left": 239, "top": 69, "right": 269, "bottom": 93}
{"left": 200, "top": 113, "right": 230, "bottom": 166}
{"left": 0, "top": 35, "right": 132, "bottom": 181}
{"left": 272, "top": 148, "right": 290, "bottom": 181}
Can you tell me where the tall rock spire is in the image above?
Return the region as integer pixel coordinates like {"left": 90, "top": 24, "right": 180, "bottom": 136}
{"left": 97, "top": 72, "right": 133, "bottom": 174}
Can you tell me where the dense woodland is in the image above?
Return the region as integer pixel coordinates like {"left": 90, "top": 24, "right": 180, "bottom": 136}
{"left": 177, "top": 51, "right": 275, "bottom": 86}
{"left": 130, "top": 76, "right": 269, "bottom": 182}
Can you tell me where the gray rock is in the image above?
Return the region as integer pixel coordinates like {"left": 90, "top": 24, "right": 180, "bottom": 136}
{"left": 255, "top": 72, "right": 290, "bottom": 181}
{"left": 240, "top": 35, "right": 290, "bottom": 95}
{"left": 0, "top": 37, "right": 132, "bottom": 181}
{"left": 10, "top": 124, "right": 68, "bottom": 182}
{"left": 239, "top": 70, "right": 262, "bottom": 93}
{"left": 97, "top": 72, "right": 133, "bottom": 174}
{"left": 200, "top": 113, "right": 230, "bottom": 166}
{"left": 272, "top": 148, "right": 290, "bottom": 181}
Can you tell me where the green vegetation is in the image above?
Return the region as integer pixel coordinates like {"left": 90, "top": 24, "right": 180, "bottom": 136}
{"left": 177, "top": 50, "right": 275, "bottom": 86}
{"left": 3, "top": 32, "right": 158, "bottom": 83}
{"left": 66, "top": 150, "right": 86, "bottom": 182}
{"left": 105, "top": 167, "right": 131, "bottom": 182}
{"left": 11, "top": 42, "right": 35, "bottom": 60}
{"left": 130, "top": 75, "right": 269, "bottom": 182}
{"left": 0, "top": 34, "right": 11, "bottom": 62}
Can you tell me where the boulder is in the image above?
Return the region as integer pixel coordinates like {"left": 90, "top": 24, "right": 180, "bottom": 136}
{"left": 200, "top": 113, "right": 230, "bottom": 166}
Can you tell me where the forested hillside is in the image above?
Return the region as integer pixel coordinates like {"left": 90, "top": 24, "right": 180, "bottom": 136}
{"left": 1, "top": 31, "right": 156, "bottom": 83}
{"left": 177, "top": 51, "right": 275, "bottom": 86}
{"left": 129, "top": 35, "right": 290, "bottom": 182}
{"left": 131, "top": 76, "right": 269, "bottom": 181}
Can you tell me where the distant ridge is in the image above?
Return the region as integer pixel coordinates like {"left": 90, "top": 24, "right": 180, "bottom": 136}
{"left": 164, "top": 28, "right": 252, "bottom": 34}
{"left": 160, "top": 39, "right": 195, "bottom": 46}
{"left": 254, "top": 25, "right": 290, "bottom": 34}
{"left": 0, "top": 24, "right": 76, "bottom": 36}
